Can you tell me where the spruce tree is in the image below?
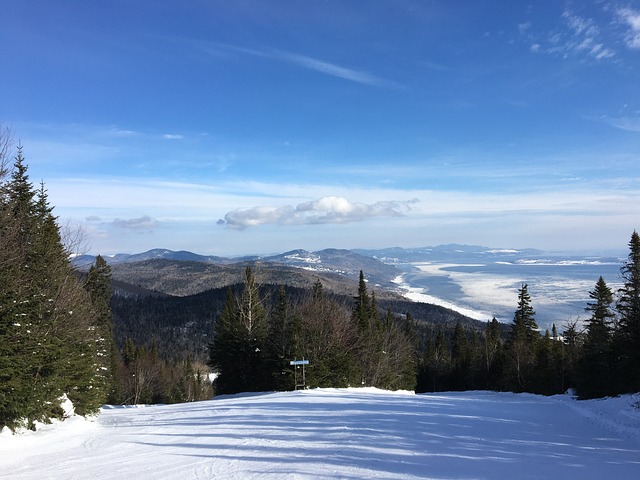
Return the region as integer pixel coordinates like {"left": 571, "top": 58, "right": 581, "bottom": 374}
{"left": 578, "top": 277, "right": 615, "bottom": 398}
{"left": 84, "top": 255, "right": 115, "bottom": 403}
{"left": 0, "top": 147, "right": 105, "bottom": 428}
{"left": 420, "top": 329, "right": 451, "bottom": 392}
{"left": 614, "top": 230, "right": 640, "bottom": 392}
{"left": 484, "top": 317, "right": 504, "bottom": 389}
{"left": 209, "top": 268, "right": 268, "bottom": 394}
{"left": 352, "top": 270, "right": 371, "bottom": 332}
{"left": 507, "top": 284, "right": 539, "bottom": 391}
{"left": 266, "top": 285, "right": 298, "bottom": 390}
{"left": 451, "top": 322, "right": 471, "bottom": 390}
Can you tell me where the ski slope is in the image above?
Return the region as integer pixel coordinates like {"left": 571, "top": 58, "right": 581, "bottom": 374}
{"left": 1, "top": 389, "right": 639, "bottom": 479}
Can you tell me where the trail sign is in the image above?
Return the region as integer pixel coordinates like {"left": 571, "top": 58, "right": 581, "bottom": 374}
{"left": 289, "top": 359, "right": 310, "bottom": 389}
{"left": 289, "top": 360, "right": 309, "bottom": 366}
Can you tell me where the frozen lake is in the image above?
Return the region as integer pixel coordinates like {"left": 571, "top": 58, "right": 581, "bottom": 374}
{"left": 395, "top": 257, "right": 623, "bottom": 331}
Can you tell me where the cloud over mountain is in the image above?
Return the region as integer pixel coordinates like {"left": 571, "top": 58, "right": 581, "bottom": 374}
{"left": 221, "top": 196, "right": 418, "bottom": 229}
{"left": 111, "top": 215, "right": 158, "bottom": 232}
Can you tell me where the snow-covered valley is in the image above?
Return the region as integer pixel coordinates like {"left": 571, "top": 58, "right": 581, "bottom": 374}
{"left": 2, "top": 389, "right": 639, "bottom": 479}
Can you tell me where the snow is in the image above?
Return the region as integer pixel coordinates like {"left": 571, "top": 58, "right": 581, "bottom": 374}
{"left": 392, "top": 274, "right": 494, "bottom": 321}
{"left": 1, "top": 389, "right": 639, "bottom": 479}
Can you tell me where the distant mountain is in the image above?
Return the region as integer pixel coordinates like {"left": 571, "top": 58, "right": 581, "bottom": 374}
{"left": 72, "top": 248, "right": 230, "bottom": 268}
{"left": 75, "top": 247, "right": 402, "bottom": 296}
{"left": 262, "top": 248, "right": 399, "bottom": 282}
{"left": 75, "top": 244, "right": 544, "bottom": 269}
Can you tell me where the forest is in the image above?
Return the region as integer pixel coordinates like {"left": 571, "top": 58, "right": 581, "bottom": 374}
{"left": 1, "top": 140, "right": 639, "bottom": 432}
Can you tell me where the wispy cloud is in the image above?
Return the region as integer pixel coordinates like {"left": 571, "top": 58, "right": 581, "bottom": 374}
{"left": 599, "top": 114, "right": 640, "bottom": 132}
{"left": 110, "top": 215, "right": 158, "bottom": 231}
{"left": 618, "top": 8, "right": 640, "bottom": 49}
{"left": 520, "top": 9, "right": 615, "bottom": 61}
{"left": 555, "top": 10, "right": 615, "bottom": 60}
{"left": 220, "top": 196, "right": 418, "bottom": 229}
{"left": 200, "top": 41, "right": 399, "bottom": 88}
{"left": 163, "top": 134, "right": 184, "bottom": 140}
{"left": 269, "top": 49, "right": 398, "bottom": 88}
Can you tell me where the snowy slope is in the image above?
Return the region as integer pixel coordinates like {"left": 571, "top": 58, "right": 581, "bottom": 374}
{"left": 1, "top": 389, "right": 639, "bottom": 480}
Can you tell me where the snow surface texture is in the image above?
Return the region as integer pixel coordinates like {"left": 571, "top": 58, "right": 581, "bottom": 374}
{"left": 1, "top": 389, "right": 639, "bottom": 480}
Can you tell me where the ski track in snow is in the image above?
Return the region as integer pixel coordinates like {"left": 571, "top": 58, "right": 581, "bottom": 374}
{"left": 1, "top": 389, "right": 639, "bottom": 480}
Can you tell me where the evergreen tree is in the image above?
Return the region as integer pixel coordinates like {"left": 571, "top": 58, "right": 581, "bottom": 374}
{"left": 265, "top": 285, "right": 298, "bottom": 390}
{"left": 484, "top": 317, "right": 504, "bottom": 389}
{"left": 450, "top": 322, "right": 471, "bottom": 390}
{"left": 84, "top": 255, "right": 115, "bottom": 403}
{"left": 560, "top": 319, "right": 582, "bottom": 391}
{"left": 506, "top": 284, "right": 539, "bottom": 391}
{"left": 0, "top": 147, "right": 105, "bottom": 428}
{"left": 531, "top": 329, "right": 557, "bottom": 395}
{"left": 614, "top": 230, "right": 640, "bottom": 392}
{"left": 352, "top": 270, "right": 371, "bottom": 332}
{"left": 578, "top": 277, "right": 615, "bottom": 398}
{"left": 209, "top": 268, "right": 269, "bottom": 394}
{"left": 419, "top": 329, "right": 451, "bottom": 392}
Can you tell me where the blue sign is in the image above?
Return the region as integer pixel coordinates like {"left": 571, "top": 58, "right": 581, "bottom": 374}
{"left": 290, "top": 360, "right": 309, "bottom": 365}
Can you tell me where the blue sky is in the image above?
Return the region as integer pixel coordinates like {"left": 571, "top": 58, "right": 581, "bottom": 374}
{"left": 2, "top": 0, "right": 639, "bottom": 256}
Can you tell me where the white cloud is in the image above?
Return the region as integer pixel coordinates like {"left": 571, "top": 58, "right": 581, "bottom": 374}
{"left": 618, "top": 8, "right": 640, "bottom": 49}
{"left": 163, "top": 134, "right": 184, "bottom": 140}
{"left": 110, "top": 215, "right": 158, "bottom": 231}
{"left": 221, "top": 196, "right": 419, "bottom": 229}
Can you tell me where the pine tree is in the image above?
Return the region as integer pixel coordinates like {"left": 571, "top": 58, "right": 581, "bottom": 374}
{"left": 352, "top": 270, "right": 371, "bottom": 332}
{"left": 507, "top": 284, "right": 539, "bottom": 391}
{"left": 531, "top": 329, "right": 559, "bottom": 395}
{"left": 209, "top": 268, "right": 269, "bottom": 394}
{"left": 266, "top": 285, "right": 298, "bottom": 390}
{"left": 578, "top": 277, "right": 615, "bottom": 398}
{"left": 484, "top": 317, "right": 504, "bottom": 389}
{"left": 84, "top": 255, "right": 115, "bottom": 403}
{"left": 451, "top": 322, "right": 471, "bottom": 390}
{"left": 614, "top": 230, "right": 640, "bottom": 392}
{"left": 0, "top": 147, "right": 106, "bottom": 428}
{"left": 560, "top": 319, "right": 582, "bottom": 391}
{"left": 420, "top": 329, "right": 451, "bottom": 392}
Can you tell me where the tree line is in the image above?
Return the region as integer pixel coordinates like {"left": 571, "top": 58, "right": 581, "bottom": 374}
{"left": 209, "top": 269, "right": 417, "bottom": 394}
{"left": 206, "top": 236, "right": 640, "bottom": 400}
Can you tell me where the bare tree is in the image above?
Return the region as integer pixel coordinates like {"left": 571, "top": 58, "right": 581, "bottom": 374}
{"left": 0, "top": 125, "right": 14, "bottom": 181}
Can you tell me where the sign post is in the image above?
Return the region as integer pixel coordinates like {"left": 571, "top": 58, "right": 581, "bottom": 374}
{"left": 289, "top": 359, "right": 309, "bottom": 390}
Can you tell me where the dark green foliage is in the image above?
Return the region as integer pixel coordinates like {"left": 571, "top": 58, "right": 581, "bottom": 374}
{"left": 208, "top": 268, "right": 270, "bottom": 394}
{"left": 613, "top": 230, "right": 640, "bottom": 393}
{"left": 483, "top": 317, "right": 506, "bottom": 390}
{"left": 418, "top": 329, "right": 451, "bottom": 392}
{"left": 352, "top": 270, "right": 372, "bottom": 332}
{"left": 0, "top": 146, "right": 111, "bottom": 430}
{"left": 577, "top": 277, "right": 615, "bottom": 398}
{"left": 265, "top": 285, "right": 299, "bottom": 390}
{"left": 506, "top": 284, "right": 539, "bottom": 391}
